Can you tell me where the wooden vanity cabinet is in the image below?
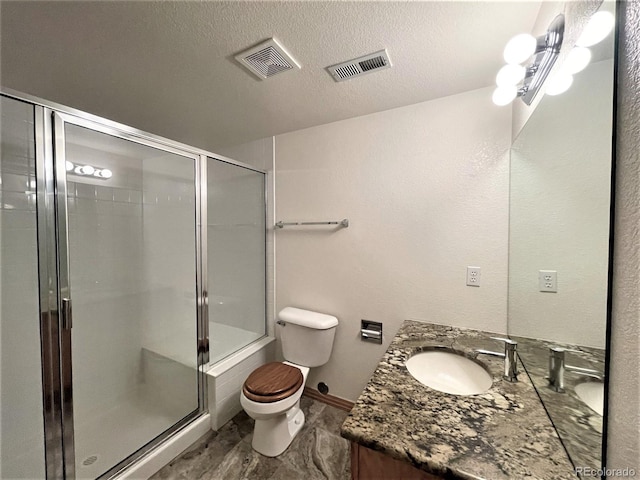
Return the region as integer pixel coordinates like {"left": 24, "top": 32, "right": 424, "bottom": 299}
{"left": 350, "top": 442, "right": 444, "bottom": 480}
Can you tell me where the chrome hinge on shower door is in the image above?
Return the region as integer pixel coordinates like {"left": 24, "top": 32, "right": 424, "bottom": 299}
{"left": 62, "top": 298, "right": 73, "bottom": 330}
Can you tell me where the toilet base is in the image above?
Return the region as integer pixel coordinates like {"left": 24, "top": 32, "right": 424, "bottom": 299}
{"left": 251, "top": 404, "right": 305, "bottom": 457}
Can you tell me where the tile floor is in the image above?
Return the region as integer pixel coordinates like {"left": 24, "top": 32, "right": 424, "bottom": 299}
{"left": 151, "top": 397, "right": 351, "bottom": 479}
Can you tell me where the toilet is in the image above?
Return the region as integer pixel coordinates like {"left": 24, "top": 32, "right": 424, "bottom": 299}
{"left": 240, "top": 307, "right": 339, "bottom": 457}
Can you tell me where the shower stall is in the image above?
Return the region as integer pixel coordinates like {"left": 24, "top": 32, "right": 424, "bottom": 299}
{"left": 0, "top": 91, "right": 267, "bottom": 479}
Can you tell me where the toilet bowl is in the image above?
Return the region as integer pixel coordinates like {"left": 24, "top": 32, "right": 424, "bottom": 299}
{"left": 240, "top": 307, "right": 339, "bottom": 457}
{"left": 240, "top": 361, "right": 310, "bottom": 457}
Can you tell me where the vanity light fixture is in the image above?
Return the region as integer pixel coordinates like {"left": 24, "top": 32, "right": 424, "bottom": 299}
{"left": 493, "top": 9, "right": 615, "bottom": 106}
{"left": 66, "top": 161, "right": 113, "bottom": 180}
{"left": 564, "top": 47, "right": 592, "bottom": 74}
{"left": 545, "top": 70, "right": 574, "bottom": 96}
{"left": 493, "top": 14, "right": 565, "bottom": 106}
{"left": 576, "top": 11, "right": 615, "bottom": 47}
{"left": 496, "top": 64, "right": 526, "bottom": 87}
{"left": 503, "top": 34, "right": 538, "bottom": 65}
{"left": 545, "top": 10, "right": 614, "bottom": 96}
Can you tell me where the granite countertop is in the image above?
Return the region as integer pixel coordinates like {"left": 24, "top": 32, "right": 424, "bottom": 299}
{"left": 513, "top": 336, "right": 604, "bottom": 472}
{"left": 340, "top": 320, "right": 576, "bottom": 480}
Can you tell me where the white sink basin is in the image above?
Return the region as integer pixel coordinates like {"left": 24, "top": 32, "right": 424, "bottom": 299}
{"left": 575, "top": 382, "right": 604, "bottom": 416}
{"left": 405, "top": 350, "right": 492, "bottom": 396}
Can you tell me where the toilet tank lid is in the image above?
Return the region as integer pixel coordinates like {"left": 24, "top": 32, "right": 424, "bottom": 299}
{"left": 278, "top": 307, "right": 339, "bottom": 330}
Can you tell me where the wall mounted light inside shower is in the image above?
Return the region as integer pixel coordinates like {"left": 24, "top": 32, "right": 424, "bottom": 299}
{"left": 492, "top": 14, "right": 565, "bottom": 106}
{"left": 65, "top": 161, "right": 113, "bottom": 179}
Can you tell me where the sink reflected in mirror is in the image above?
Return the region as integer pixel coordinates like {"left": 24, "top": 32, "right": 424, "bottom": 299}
{"left": 405, "top": 350, "right": 492, "bottom": 396}
{"left": 575, "top": 382, "right": 604, "bottom": 416}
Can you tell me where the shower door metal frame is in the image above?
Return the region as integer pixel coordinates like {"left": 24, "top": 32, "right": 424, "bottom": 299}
{"left": 34, "top": 103, "right": 66, "bottom": 478}
{"left": 50, "top": 109, "right": 209, "bottom": 479}
{"left": 198, "top": 155, "right": 210, "bottom": 396}
{"left": 50, "top": 109, "right": 76, "bottom": 478}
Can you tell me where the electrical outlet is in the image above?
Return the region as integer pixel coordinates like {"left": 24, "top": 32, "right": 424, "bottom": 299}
{"left": 466, "top": 266, "right": 481, "bottom": 287}
{"left": 539, "top": 270, "right": 557, "bottom": 292}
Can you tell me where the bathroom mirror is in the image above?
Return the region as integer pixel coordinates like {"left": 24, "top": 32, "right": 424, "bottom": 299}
{"left": 507, "top": 2, "right": 615, "bottom": 472}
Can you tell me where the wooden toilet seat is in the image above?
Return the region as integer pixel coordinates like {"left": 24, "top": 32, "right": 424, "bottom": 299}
{"left": 242, "top": 362, "right": 304, "bottom": 403}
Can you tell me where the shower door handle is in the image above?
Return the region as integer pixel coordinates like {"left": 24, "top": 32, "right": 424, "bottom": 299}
{"left": 62, "top": 298, "right": 73, "bottom": 330}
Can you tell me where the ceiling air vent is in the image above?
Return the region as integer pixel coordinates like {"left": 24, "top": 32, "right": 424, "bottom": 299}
{"left": 235, "top": 38, "right": 301, "bottom": 80}
{"left": 326, "top": 49, "right": 392, "bottom": 82}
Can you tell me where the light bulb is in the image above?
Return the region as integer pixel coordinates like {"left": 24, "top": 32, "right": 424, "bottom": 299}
{"left": 576, "top": 11, "right": 615, "bottom": 47}
{"left": 504, "top": 33, "right": 537, "bottom": 64}
{"left": 101, "top": 169, "right": 113, "bottom": 179}
{"left": 564, "top": 47, "right": 592, "bottom": 74}
{"left": 74, "top": 166, "right": 83, "bottom": 175}
{"left": 81, "top": 165, "right": 95, "bottom": 175}
{"left": 492, "top": 86, "right": 517, "bottom": 106}
{"left": 66, "top": 161, "right": 74, "bottom": 171}
{"left": 496, "top": 64, "right": 526, "bottom": 87}
{"left": 546, "top": 71, "right": 574, "bottom": 95}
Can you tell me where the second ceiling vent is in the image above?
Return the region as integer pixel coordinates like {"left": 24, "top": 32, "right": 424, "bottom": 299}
{"left": 326, "top": 49, "right": 392, "bottom": 82}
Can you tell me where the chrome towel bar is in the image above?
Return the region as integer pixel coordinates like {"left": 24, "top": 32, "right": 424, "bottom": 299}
{"left": 275, "top": 219, "right": 349, "bottom": 229}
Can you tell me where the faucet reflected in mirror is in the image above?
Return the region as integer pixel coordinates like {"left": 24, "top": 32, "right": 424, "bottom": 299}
{"left": 547, "top": 347, "right": 605, "bottom": 393}
{"left": 507, "top": 0, "right": 615, "bottom": 473}
{"left": 475, "top": 337, "right": 519, "bottom": 382}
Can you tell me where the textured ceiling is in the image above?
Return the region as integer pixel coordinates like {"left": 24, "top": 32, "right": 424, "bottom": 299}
{"left": 1, "top": 1, "right": 542, "bottom": 152}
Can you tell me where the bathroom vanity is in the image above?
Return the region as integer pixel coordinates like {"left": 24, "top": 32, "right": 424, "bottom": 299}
{"left": 341, "top": 320, "right": 577, "bottom": 480}
{"left": 343, "top": 4, "right": 615, "bottom": 477}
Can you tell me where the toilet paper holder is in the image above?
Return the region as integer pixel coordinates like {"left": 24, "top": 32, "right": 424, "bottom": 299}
{"left": 361, "top": 320, "right": 382, "bottom": 344}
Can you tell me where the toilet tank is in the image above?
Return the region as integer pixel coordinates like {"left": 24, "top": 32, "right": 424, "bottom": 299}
{"left": 278, "top": 307, "right": 338, "bottom": 367}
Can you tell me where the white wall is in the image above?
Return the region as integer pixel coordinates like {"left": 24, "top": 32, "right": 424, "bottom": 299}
{"left": 508, "top": 59, "right": 613, "bottom": 348}
{"left": 608, "top": 0, "right": 640, "bottom": 471}
{"left": 215, "top": 137, "right": 274, "bottom": 172}
{"left": 274, "top": 86, "right": 511, "bottom": 401}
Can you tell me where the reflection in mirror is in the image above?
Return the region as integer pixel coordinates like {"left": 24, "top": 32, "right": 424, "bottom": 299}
{"left": 508, "top": 2, "right": 615, "bottom": 473}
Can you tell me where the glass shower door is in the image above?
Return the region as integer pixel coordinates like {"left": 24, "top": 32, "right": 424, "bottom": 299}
{"left": 54, "top": 114, "right": 202, "bottom": 478}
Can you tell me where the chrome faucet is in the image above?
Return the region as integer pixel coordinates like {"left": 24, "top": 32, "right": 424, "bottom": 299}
{"left": 475, "top": 337, "right": 519, "bottom": 382}
{"left": 547, "top": 347, "right": 604, "bottom": 393}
